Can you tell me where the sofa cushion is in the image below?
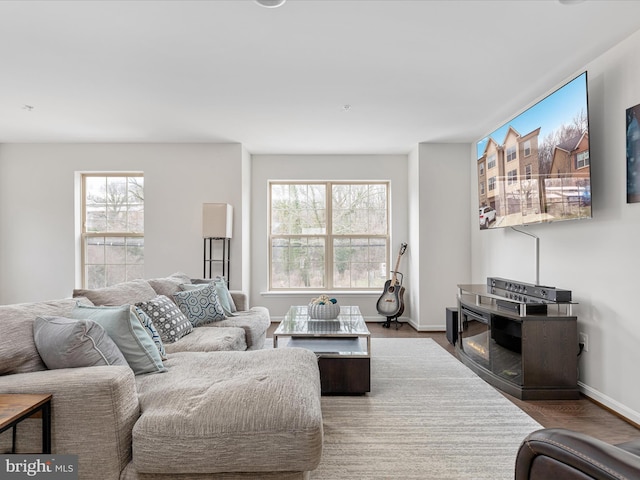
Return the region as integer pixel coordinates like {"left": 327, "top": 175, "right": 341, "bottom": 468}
{"left": 204, "top": 307, "right": 271, "bottom": 350}
{"left": 0, "top": 298, "right": 94, "bottom": 375}
{"left": 73, "top": 279, "right": 157, "bottom": 306}
{"left": 33, "top": 316, "right": 128, "bottom": 369}
{"left": 70, "top": 304, "right": 167, "bottom": 375}
{"left": 163, "top": 326, "right": 246, "bottom": 353}
{"left": 135, "top": 295, "right": 193, "bottom": 344}
{"left": 147, "top": 272, "right": 192, "bottom": 302}
{"left": 132, "top": 348, "right": 323, "bottom": 475}
{"left": 173, "top": 285, "right": 226, "bottom": 326}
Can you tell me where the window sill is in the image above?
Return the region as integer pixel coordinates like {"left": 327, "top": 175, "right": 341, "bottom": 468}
{"left": 260, "top": 290, "right": 380, "bottom": 297}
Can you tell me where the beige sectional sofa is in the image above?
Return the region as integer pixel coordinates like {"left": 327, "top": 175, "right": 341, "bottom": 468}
{"left": 0, "top": 275, "right": 324, "bottom": 479}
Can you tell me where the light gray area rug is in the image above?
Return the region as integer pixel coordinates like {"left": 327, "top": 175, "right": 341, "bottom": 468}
{"left": 306, "top": 338, "right": 542, "bottom": 480}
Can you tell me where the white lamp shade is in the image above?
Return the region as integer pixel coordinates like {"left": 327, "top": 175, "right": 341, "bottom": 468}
{"left": 203, "top": 203, "right": 233, "bottom": 238}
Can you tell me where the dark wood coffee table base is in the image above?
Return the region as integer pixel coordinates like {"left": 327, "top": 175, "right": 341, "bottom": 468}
{"left": 319, "top": 357, "right": 370, "bottom": 395}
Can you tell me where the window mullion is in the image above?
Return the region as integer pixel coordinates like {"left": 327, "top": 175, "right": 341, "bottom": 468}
{"left": 326, "top": 182, "right": 332, "bottom": 290}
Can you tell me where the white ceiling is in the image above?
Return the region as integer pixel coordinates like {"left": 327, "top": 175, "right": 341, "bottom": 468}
{"left": 2, "top": 0, "right": 640, "bottom": 154}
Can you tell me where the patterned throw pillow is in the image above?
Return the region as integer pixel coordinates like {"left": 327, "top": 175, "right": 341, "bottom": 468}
{"left": 180, "top": 282, "right": 235, "bottom": 317}
{"left": 132, "top": 306, "right": 167, "bottom": 360}
{"left": 173, "top": 285, "right": 226, "bottom": 327}
{"left": 135, "top": 295, "right": 193, "bottom": 344}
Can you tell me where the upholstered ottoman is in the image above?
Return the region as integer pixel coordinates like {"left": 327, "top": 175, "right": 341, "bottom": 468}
{"left": 127, "top": 348, "right": 323, "bottom": 478}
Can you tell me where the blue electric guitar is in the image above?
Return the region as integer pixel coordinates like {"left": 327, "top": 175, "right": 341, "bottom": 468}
{"left": 376, "top": 243, "right": 407, "bottom": 318}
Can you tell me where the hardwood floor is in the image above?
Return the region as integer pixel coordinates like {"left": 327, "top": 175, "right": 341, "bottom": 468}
{"left": 268, "top": 321, "right": 640, "bottom": 445}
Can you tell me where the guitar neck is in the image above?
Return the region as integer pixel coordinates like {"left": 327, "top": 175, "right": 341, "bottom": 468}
{"left": 390, "top": 254, "right": 402, "bottom": 284}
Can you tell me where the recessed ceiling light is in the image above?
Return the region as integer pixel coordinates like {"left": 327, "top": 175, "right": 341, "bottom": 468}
{"left": 342, "top": 104, "right": 352, "bottom": 112}
{"left": 255, "top": 0, "right": 287, "bottom": 8}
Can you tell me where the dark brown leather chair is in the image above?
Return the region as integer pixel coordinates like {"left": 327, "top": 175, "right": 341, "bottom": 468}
{"left": 515, "top": 428, "right": 640, "bottom": 479}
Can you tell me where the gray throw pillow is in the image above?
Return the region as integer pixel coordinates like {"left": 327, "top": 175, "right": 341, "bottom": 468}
{"left": 33, "top": 316, "right": 127, "bottom": 370}
{"left": 70, "top": 303, "right": 167, "bottom": 375}
{"left": 148, "top": 272, "right": 192, "bottom": 302}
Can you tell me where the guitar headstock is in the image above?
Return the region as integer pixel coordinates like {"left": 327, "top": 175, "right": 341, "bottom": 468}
{"left": 399, "top": 243, "right": 407, "bottom": 255}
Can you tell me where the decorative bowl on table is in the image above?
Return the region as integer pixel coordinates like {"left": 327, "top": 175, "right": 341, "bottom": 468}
{"left": 308, "top": 295, "right": 340, "bottom": 319}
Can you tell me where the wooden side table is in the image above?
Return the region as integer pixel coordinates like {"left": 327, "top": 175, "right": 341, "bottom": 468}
{"left": 0, "top": 394, "right": 52, "bottom": 454}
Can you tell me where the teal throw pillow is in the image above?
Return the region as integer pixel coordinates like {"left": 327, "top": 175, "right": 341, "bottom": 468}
{"left": 70, "top": 303, "right": 167, "bottom": 375}
{"left": 214, "top": 276, "right": 237, "bottom": 312}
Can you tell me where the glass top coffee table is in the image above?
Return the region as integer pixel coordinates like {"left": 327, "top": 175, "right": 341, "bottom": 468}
{"left": 274, "top": 305, "right": 371, "bottom": 394}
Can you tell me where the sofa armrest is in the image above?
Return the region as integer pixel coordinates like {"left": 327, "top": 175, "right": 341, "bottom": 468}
{"left": 0, "top": 366, "right": 139, "bottom": 480}
{"left": 230, "top": 290, "right": 248, "bottom": 311}
{"left": 516, "top": 428, "right": 640, "bottom": 480}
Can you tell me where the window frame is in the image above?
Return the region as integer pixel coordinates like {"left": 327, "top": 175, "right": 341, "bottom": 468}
{"left": 268, "top": 180, "right": 390, "bottom": 291}
{"left": 506, "top": 145, "right": 517, "bottom": 162}
{"left": 525, "top": 164, "right": 532, "bottom": 180}
{"left": 80, "top": 173, "right": 144, "bottom": 289}
{"left": 576, "top": 151, "right": 590, "bottom": 169}
{"left": 487, "top": 154, "right": 496, "bottom": 169}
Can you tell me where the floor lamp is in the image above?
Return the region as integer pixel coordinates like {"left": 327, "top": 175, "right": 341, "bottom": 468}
{"left": 203, "top": 203, "right": 233, "bottom": 285}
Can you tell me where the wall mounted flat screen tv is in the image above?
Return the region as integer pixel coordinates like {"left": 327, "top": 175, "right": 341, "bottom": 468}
{"left": 476, "top": 72, "right": 591, "bottom": 230}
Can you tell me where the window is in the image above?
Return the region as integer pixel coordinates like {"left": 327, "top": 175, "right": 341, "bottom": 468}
{"left": 488, "top": 176, "right": 496, "bottom": 191}
{"left": 525, "top": 164, "right": 532, "bottom": 180}
{"left": 81, "top": 174, "right": 144, "bottom": 288}
{"left": 479, "top": 182, "right": 485, "bottom": 195}
{"left": 506, "top": 145, "right": 517, "bottom": 162}
{"left": 487, "top": 154, "right": 496, "bottom": 169}
{"left": 576, "top": 151, "right": 590, "bottom": 169}
{"left": 479, "top": 162, "right": 485, "bottom": 176}
{"left": 269, "top": 182, "right": 389, "bottom": 290}
{"left": 507, "top": 169, "right": 518, "bottom": 185}
{"left": 523, "top": 140, "right": 531, "bottom": 157}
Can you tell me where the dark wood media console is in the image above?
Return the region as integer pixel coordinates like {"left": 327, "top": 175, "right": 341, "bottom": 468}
{"left": 456, "top": 284, "right": 579, "bottom": 400}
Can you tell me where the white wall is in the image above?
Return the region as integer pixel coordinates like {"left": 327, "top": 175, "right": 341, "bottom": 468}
{"left": 471, "top": 29, "right": 640, "bottom": 423}
{"left": 0, "top": 143, "right": 245, "bottom": 304}
{"left": 250, "top": 154, "right": 409, "bottom": 321}
{"left": 411, "top": 143, "right": 471, "bottom": 331}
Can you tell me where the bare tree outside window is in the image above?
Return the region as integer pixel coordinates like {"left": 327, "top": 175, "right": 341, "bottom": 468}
{"left": 82, "top": 174, "right": 144, "bottom": 288}
{"left": 269, "top": 181, "right": 389, "bottom": 290}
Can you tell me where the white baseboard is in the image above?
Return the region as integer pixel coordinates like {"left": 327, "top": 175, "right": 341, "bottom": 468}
{"left": 579, "top": 381, "right": 640, "bottom": 426}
